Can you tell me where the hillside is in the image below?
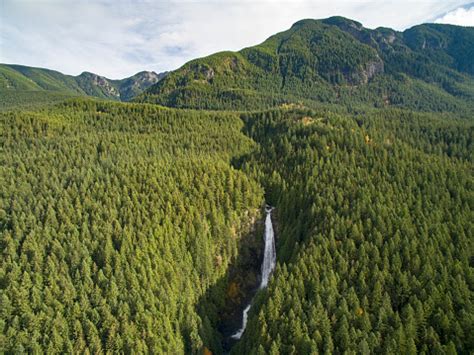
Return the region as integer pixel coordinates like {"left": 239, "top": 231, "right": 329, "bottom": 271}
{"left": 1, "top": 15, "right": 473, "bottom": 355}
{"left": 2, "top": 97, "right": 472, "bottom": 354}
{"left": 0, "top": 64, "right": 167, "bottom": 102}
{"left": 1, "top": 99, "right": 265, "bottom": 353}
{"left": 138, "top": 17, "right": 474, "bottom": 112}
{"left": 232, "top": 107, "right": 473, "bottom": 354}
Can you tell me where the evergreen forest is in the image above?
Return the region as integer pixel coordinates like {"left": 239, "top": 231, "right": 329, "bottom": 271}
{"left": 1, "top": 16, "right": 473, "bottom": 355}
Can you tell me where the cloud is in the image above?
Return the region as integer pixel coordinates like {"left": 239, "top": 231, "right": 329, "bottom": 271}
{"left": 435, "top": 4, "right": 474, "bottom": 26}
{"left": 0, "top": 0, "right": 472, "bottom": 78}
{"left": 0, "top": 1, "right": 149, "bottom": 78}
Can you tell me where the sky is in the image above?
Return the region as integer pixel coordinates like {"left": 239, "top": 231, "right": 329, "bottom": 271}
{"left": 1, "top": 0, "right": 473, "bottom": 79}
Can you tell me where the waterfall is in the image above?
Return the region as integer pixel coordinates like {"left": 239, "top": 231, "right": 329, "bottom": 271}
{"left": 229, "top": 304, "right": 251, "bottom": 340}
{"left": 231, "top": 206, "right": 276, "bottom": 340}
{"left": 259, "top": 206, "right": 276, "bottom": 289}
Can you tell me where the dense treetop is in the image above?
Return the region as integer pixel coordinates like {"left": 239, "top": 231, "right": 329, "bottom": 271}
{"left": 0, "top": 99, "right": 264, "bottom": 353}
{"left": 233, "top": 107, "right": 473, "bottom": 354}
{"left": 1, "top": 15, "right": 473, "bottom": 355}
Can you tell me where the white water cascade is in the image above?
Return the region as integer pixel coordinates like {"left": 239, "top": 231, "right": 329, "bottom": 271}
{"left": 259, "top": 206, "right": 277, "bottom": 289}
{"left": 229, "top": 304, "right": 251, "bottom": 340}
{"left": 231, "top": 206, "right": 276, "bottom": 340}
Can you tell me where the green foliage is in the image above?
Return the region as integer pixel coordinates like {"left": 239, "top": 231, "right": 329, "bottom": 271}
{"left": 0, "top": 99, "right": 264, "bottom": 353}
{"left": 0, "top": 64, "right": 82, "bottom": 92}
{"left": 404, "top": 23, "right": 474, "bottom": 75}
{"left": 0, "top": 90, "right": 80, "bottom": 111}
{"left": 0, "top": 64, "right": 164, "bottom": 102}
{"left": 2, "top": 94, "right": 473, "bottom": 354}
{"left": 1, "top": 16, "right": 473, "bottom": 355}
{"left": 138, "top": 18, "right": 474, "bottom": 113}
{"left": 232, "top": 107, "right": 473, "bottom": 354}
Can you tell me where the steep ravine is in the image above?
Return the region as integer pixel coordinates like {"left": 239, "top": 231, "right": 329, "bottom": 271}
{"left": 230, "top": 206, "right": 276, "bottom": 340}
{"left": 196, "top": 113, "right": 285, "bottom": 354}
{"left": 195, "top": 203, "right": 279, "bottom": 354}
{"left": 195, "top": 205, "right": 264, "bottom": 354}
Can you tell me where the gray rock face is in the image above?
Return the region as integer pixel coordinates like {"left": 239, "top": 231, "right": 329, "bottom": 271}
{"left": 195, "top": 65, "right": 215, "bottom": 81}
{"left": 92, "top": 73, "right": 120, "bottom": 97}
{"left": 363, "top": 58, "right": 385, "bottom": 82}
{"left": 386, "top": 34, "right": 396, "bottom": 44}
{"left": 346, "top": 57, "right": 384, "bottom": 85}
{"left": 204, "top": 67, "right": 215, "bottom": 81}
{"left": 118, "top": 71, "right": 168, "bottom": 101}
{"left": 77, "top": 70, "right": 167, "bottom": 101}
{"left": 76, "top": 71, "right": 120, "bottom": 98}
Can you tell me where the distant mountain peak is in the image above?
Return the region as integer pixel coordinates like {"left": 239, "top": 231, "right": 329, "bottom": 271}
{"left": 322, "top": 16, "right": 364, "bottom": 29}
{"left": 138, "top": 17, "right": 473, "bottom": 112}
{"left": 0, "top": 64, "right": 168, "bottom": 101}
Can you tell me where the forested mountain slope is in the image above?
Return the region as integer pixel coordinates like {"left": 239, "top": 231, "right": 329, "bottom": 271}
{"left": 138, "top": 17, "right": 474, "bottom": 112}
{"left": 1, "top": 16, "right": 473, "bottom": 355}
{"left": 232, "top": 107, "right": 473, "bottom": 354}
{"left": 2, "top": 97, "right": 472, "bottom": 354}
{"left": 0, "top": 64, "right": 166, "bottom": 102}
{"left": 0, "top": 99, "right": 264, "bottom": 353}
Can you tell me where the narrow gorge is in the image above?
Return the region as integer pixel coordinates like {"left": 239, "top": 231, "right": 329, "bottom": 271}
{"left": 230, "top": 206, "right": 276, "bottom": 341}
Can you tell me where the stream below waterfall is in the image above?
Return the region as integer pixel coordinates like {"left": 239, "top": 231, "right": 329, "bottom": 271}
{"left": 230, "top": 205, "right": 276, "bottom": 340}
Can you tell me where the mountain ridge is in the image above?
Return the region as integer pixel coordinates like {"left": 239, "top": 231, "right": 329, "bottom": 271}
{"left": 137, "top": 17, "right": 474, "bottom": 112}
{"left": 0, "top": 63, "right": 167, "bottom": 101}
{"left": 1, "top": 14, "right": 473, "bottom": 355}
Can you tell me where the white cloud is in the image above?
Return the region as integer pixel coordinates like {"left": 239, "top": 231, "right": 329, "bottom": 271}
{"left": 0, "top": 0, "right": 472, "bottom": 78}
{"left": 435, "top": 5, "right": 474, "bottom": 26}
